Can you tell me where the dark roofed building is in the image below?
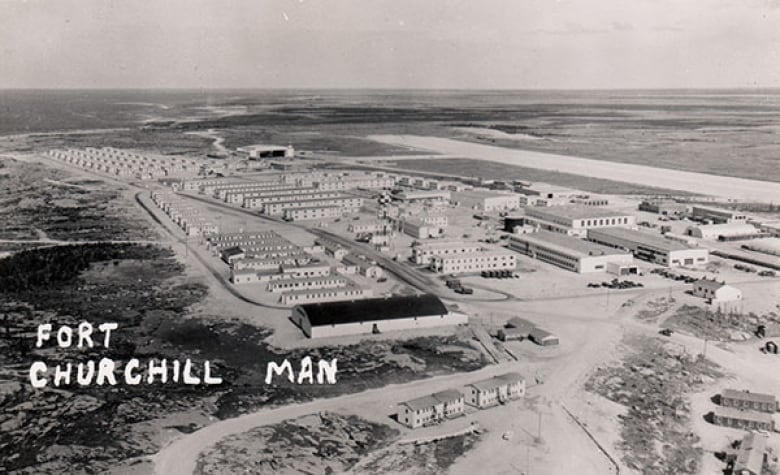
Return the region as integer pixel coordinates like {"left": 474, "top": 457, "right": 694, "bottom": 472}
{"left": 292, "top": 294, "right": 468, "bottom": 338}
{"left": 220, "top": 246, "right": 245, "bottom": 264}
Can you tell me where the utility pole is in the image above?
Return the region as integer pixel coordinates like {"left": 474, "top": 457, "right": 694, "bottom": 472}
{"left": 537, "top": 411, "right": 542, "bottom": 441}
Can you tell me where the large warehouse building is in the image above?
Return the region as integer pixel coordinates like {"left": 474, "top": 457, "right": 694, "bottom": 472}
{"left": 507, "top": 230, "right": 634, "bottom": 273}
{"left": 452, "top": 189, "right": 520, "bottom": 212}
{"left": 587, "top": 227, "right": 709, "bottom": 267}
{"left": 686, "top": 223, "right": 762, "bottom": 241}
{"left": 691, "top": 205, "right": 748, "bottom": 224}
{"left": 291, "top": 294, "right": 468, "bottom": 338}
{"left": 523, "top": 206, "right": 636, "bottom": 237}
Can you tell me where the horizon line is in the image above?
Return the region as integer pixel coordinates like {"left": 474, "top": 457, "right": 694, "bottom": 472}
{"left": 2, "top": 86, "right": 780, "bottom": 93}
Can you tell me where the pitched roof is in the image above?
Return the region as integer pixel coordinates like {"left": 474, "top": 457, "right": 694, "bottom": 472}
{"left": 735, "top": 432, "right": 768, "bottom": 475}
{"left": 713, "top": 406, "right": 774, "bottom": 423}
{"left": 401, "top": 389, "right": 464, "bottom": 411}
{"left": 296, "top": 294, "right": 448, "bottom": 327}
{"left": 722, "top": 389, "right": 777, "bottom": 405}
{"left": 468, "top": 372, "right": 525, "bottom": 392}
{"left": 506, "top": 317, "right": 535, "bottom": 330}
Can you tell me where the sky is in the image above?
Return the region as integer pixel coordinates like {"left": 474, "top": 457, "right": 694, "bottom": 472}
{"left": 1, "top": 0, "right": 779, "bottom": 89}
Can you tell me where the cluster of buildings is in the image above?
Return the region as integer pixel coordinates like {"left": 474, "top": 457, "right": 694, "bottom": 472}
{"left": 291, "top": 294, "right": 468, "bottom": 339}
{"left": 48, "top": 147, "right": 204, "bottom": 180}
{"left": 179, "top": 172, "right": 395, "bottom": 221}
{"left": 501, "top": 205, "right": 710, "bottom": 274}
{"left": 205, "top": 231, "right": 378, "bottom": 305}
{"left": 397, "top": 372, "right": 525, "bottom": 429}
{"left": 711, "top": 389, "right": 777, "bottom": 432}
{"left": 151, "top": 191, "right": 219, "bottom": 236}
{"left": 497, "top": 317, "right": 560, "bottom": 346}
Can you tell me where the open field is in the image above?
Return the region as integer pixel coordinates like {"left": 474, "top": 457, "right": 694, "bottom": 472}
{"left": 368, "top": 135, "right": 780, "bottom": 202}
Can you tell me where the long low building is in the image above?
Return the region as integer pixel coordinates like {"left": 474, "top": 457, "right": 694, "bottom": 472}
{"left": 265, "top": 196, "right": 364, "bottom": 216}
{"left": 280, "top": 285, "right": 373, "bottom": 305}
{"left": 429, "top": 248, "right": 517, "bottom": 274}
{"left": 523, "top": 205, "right": 636, "bottom": 237}
{"left": 411, "top": 241, "right": 485, "bottom": 265}
{"left": 686, "top": 223, "right": 761, "bottom": 241}
{"left": 587, "top": 227, "right": 709, "bottom": 268}
{"left": 291, "top": 294, "right": 467, "bottom": 338}
{"left": 712, "top": 406, "right": 775, "bottom": 432}
{"left": 267, "top": 275, "right": 350, "bottom": 293}
{"left": 507, "top": 230, "right": 634, "bottom": 273}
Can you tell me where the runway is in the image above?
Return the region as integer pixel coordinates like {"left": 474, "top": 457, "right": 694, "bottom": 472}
{"left": 367, "top": 135, "right": 780, "bottom": 202}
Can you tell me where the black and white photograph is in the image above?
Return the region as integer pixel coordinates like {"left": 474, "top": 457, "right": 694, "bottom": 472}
{"left": 1, "top": 1, "right": 780, "bottom": 474}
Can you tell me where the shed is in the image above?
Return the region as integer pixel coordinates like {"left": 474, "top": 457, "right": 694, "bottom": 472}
{"left": 528, "top": 328, "right": 560, "bottom": 346}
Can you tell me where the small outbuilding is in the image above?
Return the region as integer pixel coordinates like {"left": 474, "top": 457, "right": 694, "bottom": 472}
{"left": 528, "top": 328, "right": 560, "bottom": 346}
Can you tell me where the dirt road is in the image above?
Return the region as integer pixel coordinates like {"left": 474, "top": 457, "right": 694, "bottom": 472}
{"left": 368, "top": 135, "right": 780, "bottom": 202}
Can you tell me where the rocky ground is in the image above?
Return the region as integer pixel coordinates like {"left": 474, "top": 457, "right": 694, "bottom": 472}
{"left": 195, "top": 412, "right": 400, "bottom": 474}
{"left": 0, "top": 243, "right": 487, "bottom": 473}
{"left": 585, "top": 336, "right": 723, "bottom": 474}
{"left": 662, "top": 304, "right": 780, "bottom": 342}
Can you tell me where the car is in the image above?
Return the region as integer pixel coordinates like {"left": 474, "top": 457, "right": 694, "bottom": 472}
{"left": 759, "top": 270, "right": 776, "bottom": 277}
{"left": 659, "top": 328, "right": 674, "bottom": 336}
{"left": 455, "top": 287, "right": 473, "bottom": 295}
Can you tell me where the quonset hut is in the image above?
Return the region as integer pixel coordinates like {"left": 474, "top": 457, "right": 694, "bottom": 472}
{"left": 291, "top": 294, "right": 468, "bottom": 338}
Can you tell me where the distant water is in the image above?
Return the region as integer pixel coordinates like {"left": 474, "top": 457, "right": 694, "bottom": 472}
{"left": 3, "top": 88, "right": 780, "bottom": 136}
{"left": 2, "top": 88, "right": 779, "bottom": 182}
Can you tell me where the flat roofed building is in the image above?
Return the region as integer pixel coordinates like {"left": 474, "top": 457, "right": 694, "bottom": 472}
{"left": 429, "top": 248, "right": 517, "bottom": 274}
{"left": 692, "top": 205, "right": 748, "bottom": 224}
{"left": 508, "top": 230, "right": 634, "bottom": 273}
{"left": 466, "top": 373, "right": 526, "bottom": 408}
{"left": 712, "top": 406, "right": 775, "bottom": 431}
{"left": 721, "top": 389, "right": 777, "bottom": 413}
{"left": 267, "top": 275, "right": 350, "bottom": 293}
{"left": 733, "top": 432, "right": 769, "bottom": 475}
{"left": 452, "top": 189, "right": 520, "bottom": 212}
{"left": 394, "top": 190, "right": 451, "bottom": 203}
{"left": 587, "top": 227, "right": 709, "bottom": 268}
{"left": 412, "top": 241, "right": 485, "bottom": 265}
{"left": 398, "top": 389, "right": 466, "bottom": 429}
{"left": 402, "top": 218, "right": 445, "bottom": 239}
{"left": 283, "top": 206, "right": 347, "bottom": 222}
{"left": 639, "top": 199, "right": 688, "bottom": 216}
{"left": 243, "top": 191, "right": 343, "bottom": 209}
{"left": 266, "top": 196, "right": 363, "bottom": 216}
{"left": 279, "top": 285, "right": 372, "bottom": 305}
{"left": 523, "top": 205, "right": 635, "bottom": 237}
{"left": 292, "top": 294, "right": 467, "bottom": 338}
